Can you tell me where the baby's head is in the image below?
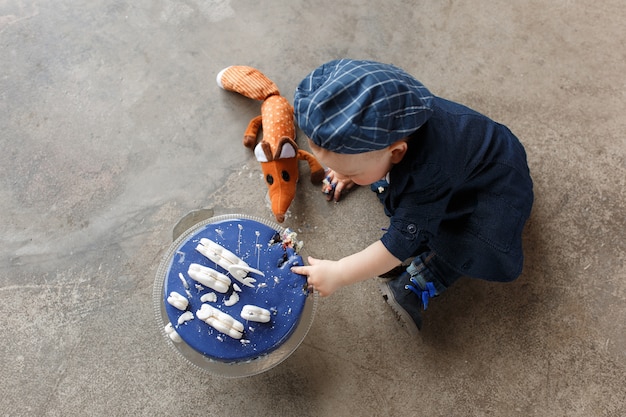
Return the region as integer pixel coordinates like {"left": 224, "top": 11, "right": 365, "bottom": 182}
{"left": 294, "top": 59, "right": 433, "bottom": 155}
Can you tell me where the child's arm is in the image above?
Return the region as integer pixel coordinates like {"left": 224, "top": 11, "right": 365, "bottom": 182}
{"left": 291, "top": 240, "right": 401, "bottom": 296}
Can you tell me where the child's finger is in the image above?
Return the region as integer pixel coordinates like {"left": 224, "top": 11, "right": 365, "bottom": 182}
{"left": 333, "top": 180, "right": 355, "bottom": 202}
{"left": 307, "top": 256, "right": 319, "bottom": 264}
{"left": 291, "top": 265, "right": 308, "bottom": 276}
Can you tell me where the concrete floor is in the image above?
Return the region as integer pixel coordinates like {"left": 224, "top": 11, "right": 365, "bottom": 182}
{"left": 1, "top": 0, "right": 624, "bottom": 416}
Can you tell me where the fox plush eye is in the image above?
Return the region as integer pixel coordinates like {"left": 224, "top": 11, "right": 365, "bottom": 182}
{"left": 281, "top": 171, "right": 290, "bottom": 181}
{"left": 266, "top": 174, "right": 274, "bottom": 185}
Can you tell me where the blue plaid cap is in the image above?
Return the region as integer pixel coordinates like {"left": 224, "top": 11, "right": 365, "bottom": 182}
{"left": 294, "top": 59, "right": 433, "bottom": 154}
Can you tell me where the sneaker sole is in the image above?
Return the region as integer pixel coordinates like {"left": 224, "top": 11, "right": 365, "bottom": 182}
{"left": 378, "top": 280, "right": 420, "bottom": 336}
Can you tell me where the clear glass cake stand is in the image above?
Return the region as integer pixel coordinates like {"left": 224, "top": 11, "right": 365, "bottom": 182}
{"left": 153, "top": 213, "right": 317, "bottom": 378}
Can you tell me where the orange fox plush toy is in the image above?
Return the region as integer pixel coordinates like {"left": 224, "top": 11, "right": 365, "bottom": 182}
{"left": 217, "top": 66, "right": 325, "bottom": 223}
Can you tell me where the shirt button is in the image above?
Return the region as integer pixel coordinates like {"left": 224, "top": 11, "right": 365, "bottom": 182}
{"left": 407, "top": 224, "right": 417, "bottom": 234}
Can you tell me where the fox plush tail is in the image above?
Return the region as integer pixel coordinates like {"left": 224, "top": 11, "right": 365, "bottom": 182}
{"left": 217, "top": 66, "right": 295, "bottom": 150}
{"left": 216, "top": 66, "right": 280, "bottom": 101}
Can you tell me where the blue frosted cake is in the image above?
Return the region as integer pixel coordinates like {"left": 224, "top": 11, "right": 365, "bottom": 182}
{"left": 162, "top": 217, "right": 308, "bottom": 363}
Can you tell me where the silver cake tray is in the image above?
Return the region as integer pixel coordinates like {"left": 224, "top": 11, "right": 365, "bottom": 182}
{"left": 153, "top": 213, "right": 317, "bottom": 378}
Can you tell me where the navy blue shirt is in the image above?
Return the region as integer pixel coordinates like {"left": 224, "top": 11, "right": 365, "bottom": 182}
{"left": 380, "top": 97, "right": 534, "bottom": 282}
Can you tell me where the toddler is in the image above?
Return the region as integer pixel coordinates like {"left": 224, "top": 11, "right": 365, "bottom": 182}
{"left": 290, "top": 59, "right": 533, "bottom": 334}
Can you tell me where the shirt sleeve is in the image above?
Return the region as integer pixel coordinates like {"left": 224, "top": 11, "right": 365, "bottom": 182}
{"left": 380, "top": 163, "right": 453, "bottom": 261}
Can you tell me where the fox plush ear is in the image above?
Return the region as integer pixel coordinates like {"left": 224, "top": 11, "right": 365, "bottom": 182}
{"left": 254, "top": 139, "right": 297, "bottom": 162}
{"left": 254, "top": 142, "right": 274, "bottom": 162}
{"left": 275, "top": 138, "right": 298, "bottom": 160}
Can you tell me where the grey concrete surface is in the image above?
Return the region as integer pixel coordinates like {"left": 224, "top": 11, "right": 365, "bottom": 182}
{"left": 1, "top": 0, "right": 624, "bottom": 416}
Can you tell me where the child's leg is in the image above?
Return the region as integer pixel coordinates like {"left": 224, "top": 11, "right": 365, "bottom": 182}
{"left": 422, "top": 252, "right": 462, "bottom": 290}
{"left": 402, "top": 252, "right": 461, "bottom": 304}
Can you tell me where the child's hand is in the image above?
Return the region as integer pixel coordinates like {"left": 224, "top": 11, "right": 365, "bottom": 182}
{"left": 291, "top": 256, "right": 345, "bottom": 297}
{"left": 322, "top": 169, "right": 356, "bottom": 202}
{"left": 292, "top": 242, "right": 401, "bottom": 297}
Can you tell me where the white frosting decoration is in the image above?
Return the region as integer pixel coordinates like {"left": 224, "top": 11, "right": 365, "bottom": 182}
{"left": 167, "top": 291, "right": 188, "bottom": 311}
{"left": 178, "top": 272, "right": 189, "bottom": 289}
{"left": 187, "top": 263, "right": 231, "bottom": 293}
{"left": 178, "top": 273, "right": 193, "bottom": 297}
{"left": 240, "top": 305, "right": 271, "bottom": 323}
{"left": 233, "top": 283, "right": 242, "bottom": 292}
{"left": 164, "top": 323, "right": 182, "bottom": 343}
{"left": 177, "top": 311, "right": 194, "bottom": 325}
{"left": 196, "top": 304, "right": 244, "bottom": 339}
{"left": 224, "top": 292, "right": 240, "bottom": 307}
{"left": 196, "top": 238, "right": 264, "bottom": 288}
{"left": 200, "top": 292, "right": 217, "bottom": 303}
